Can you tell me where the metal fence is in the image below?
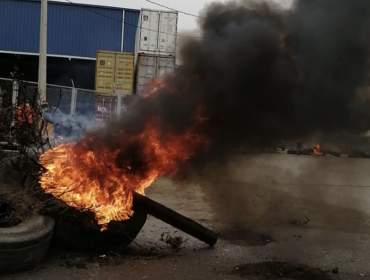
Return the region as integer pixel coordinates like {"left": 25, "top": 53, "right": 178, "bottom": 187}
{"left": 0, "top": 77, "right": 95, "bottom": 117}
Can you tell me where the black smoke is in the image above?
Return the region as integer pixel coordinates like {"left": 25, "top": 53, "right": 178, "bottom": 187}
{"left": 85, "top": 0, "right": 370, "bottom": 162}
{"left": 69, "top": 0, "right": 368, "bottom": 176}
{"left": 290, "top": 0, "right": 370, "bottom": 133}
{"left": 70, "top": 0, "right": 370, "bottom": 238}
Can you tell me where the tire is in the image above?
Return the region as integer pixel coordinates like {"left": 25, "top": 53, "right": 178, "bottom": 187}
{"left": 53, "top": 205, "right": 147, "bottom": 252}
{"left": 0, "top": 215, "right": 55, "bottom": 275}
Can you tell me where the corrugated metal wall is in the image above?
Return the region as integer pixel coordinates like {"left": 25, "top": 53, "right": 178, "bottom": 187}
{"left": 48, "top": 2, "right": 123, "bottom": 57}
{"left": 0, "top": 0, "right": 139, "bottom": 58}
{"left": 123, "top": 10, "right": 140, "bottom": 53}
{"left": 0, "top": 0, "right": 41, "bottom": 53}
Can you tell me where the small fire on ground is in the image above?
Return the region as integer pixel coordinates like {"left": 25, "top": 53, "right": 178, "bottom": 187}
{"left": 39, "top": 79, "right": 208, "bottom": 227}
{"left": 313, "top": 144, "right": 322, "bottom": 155}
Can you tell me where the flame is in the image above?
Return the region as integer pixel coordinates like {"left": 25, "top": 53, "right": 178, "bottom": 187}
{"left": 39, "top": 80, "right": 208, "bottom": 227}
{"left": 313, "top": 143, "right": 322, "bottom": 155}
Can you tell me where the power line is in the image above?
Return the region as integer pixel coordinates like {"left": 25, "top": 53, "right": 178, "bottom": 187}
{"left": 62, "top": 0, "right": 201, "bottom": 41}
{"left": 145, "top": 0, "right": 204, "bottom": 19}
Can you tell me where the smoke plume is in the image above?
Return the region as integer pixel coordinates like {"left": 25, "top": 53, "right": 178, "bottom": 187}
{"left": 87, "top": 0, "right": 370, "bottom": 163}
{"left": 76, "top": 0, "right": 370, "bottom": 235}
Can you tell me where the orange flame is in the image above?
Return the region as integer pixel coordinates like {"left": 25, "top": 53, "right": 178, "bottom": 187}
{"left": 313, "top": 143, "right": 322, "bottom": 155}
{"left": 39, "top": 84, "right": 208, "bottom": 227}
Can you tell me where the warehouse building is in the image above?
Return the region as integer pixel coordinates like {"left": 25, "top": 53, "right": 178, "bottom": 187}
{"left": 0, "top": 0, "right": 140, "bottom": 118}
{"left": 0, "top": 0, "right": 139, "bottom": 89}
{"left": 0, "top": 0, "right": 178, "bottom": 122}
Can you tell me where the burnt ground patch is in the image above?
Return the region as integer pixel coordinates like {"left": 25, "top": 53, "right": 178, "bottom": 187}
{"left": 219, "top": 229, "right": 275, "bottom": 246}
{"left": 230, "top": 262, "right": 334, "bottom": 280}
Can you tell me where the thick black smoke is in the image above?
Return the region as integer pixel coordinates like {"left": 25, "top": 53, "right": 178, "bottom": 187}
{"left": 86, "top": 0, "right": 370, "bottom": 170}
{"left": 73, "top": 0, "right": 370, "bottom": 238}
{"left": 290, "top": 0, "right": 370, "bottom": 132}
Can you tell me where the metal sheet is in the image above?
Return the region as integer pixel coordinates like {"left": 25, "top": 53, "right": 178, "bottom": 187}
{"left": 137, "top": 9, "right": 178, "bottom": 55}
{"left": 0, "top": 0, "right": 139, "bottom": 58}
{"left": 136, "top": 54, "right": 175, "bottom": 94}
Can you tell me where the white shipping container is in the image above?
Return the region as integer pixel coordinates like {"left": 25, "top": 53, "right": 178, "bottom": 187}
{"left": 136, "top": 54, "right": 176, "bottom": 94}
{"left": 136, "top": 9, "right": 178, "bottom": 55}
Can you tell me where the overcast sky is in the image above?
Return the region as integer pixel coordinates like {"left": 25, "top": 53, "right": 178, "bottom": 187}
{"left": 56, "top": 0, "right": 294, "bottom": 31}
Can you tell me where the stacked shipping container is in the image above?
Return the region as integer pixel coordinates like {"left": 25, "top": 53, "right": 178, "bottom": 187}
{"left": 136, "top": 9, "right": 178, "bottom": 54}
{"left": 94, "top": 8, "right": 178, "bottom": 123}
{"left": 95, "top": 51, "right": 135, "bottom": 95}
{"left": 134, "top": 9, "right": 178, "bottom": 94}
{"left": 136, "top": 54, "right": 176, "bottom": 93}
{"left": 94, "top": 51, "right": 136, "bottom": 123}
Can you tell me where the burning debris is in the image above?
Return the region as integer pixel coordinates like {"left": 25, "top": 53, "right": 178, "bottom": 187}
{"left": 37, "top": 0, "right": 370, "bottom": 247}
{"left": 313, "top": 144, "right": 322, "bottom": 156}
{"left": 39, "top": 111, "right": 208, "bottom": 226}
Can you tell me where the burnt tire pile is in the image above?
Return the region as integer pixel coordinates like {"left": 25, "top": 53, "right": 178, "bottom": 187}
{"left": 0, "top": 215, "right": 55, "bottom": 275}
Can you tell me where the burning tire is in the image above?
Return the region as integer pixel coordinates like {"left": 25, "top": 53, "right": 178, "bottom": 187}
{"left": 0, "top": 214, "right": 55, "bottom": 275}
{"left": 53, "top": 204, "right": 147, "bottom": 251}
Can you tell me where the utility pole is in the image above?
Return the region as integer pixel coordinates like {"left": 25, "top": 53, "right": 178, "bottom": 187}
{"left": 38, "top": 0, "right": 47, "bottom": 103}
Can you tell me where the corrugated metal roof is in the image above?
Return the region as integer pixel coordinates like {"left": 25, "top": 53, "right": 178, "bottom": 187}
{"left": 0, "top": 0, "right": 139, "bottom": 58}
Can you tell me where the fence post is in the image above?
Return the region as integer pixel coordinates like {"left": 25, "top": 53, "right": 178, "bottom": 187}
{"left": 0, "top": 86, "right": 2, "bottom": 109}
{"left": 11, "top": 80, "right": 19, "bottom": 127}
{"left": 117, "top": 94, "right": 122, "bottom": 117}
{"left": 70, "top": 88, "right": 77, "bottom": 115}
{"left": 12, "top": 80, "right": 19, "bottom": 107}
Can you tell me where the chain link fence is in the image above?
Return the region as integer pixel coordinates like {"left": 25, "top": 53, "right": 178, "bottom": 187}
{"left": 0, "top": 78, "right": 95, "bottom": 118}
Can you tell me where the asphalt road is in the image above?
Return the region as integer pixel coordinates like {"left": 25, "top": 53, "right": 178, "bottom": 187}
{"left": 4, "top": 153, "right": 370, "bottom": 280}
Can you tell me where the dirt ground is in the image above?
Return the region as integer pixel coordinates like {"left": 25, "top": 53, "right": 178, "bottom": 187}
{"left": 4, "top": 153, "right": 370, "bottom": 280}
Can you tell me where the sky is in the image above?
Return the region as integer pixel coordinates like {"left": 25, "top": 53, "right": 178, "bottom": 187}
{"left": 55, "top": 0, "right": 294, "bottom": 32}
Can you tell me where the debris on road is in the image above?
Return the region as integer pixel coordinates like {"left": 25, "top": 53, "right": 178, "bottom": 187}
{"left": 332, "top": 267, "right": 339, "bottom": 274}
{"left": 160, "top": 232, "right": 186, "bottom": 250}
{"left": 290, "top": 216, "right": 311, "bottom": 226}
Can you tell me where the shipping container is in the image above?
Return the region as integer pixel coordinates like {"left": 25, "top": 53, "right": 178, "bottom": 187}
{"left": 95, "top": 51, "right": 134, "bottom": 95}
{"left": 115, "top": 53, "right": 135, "bottom": 94}
{"left": 136, "top": 9, "right": 178, "bottom": 55}
{"left": 135, "top": 54, "right": 176, "bottom": 94}
{"left": 95, "top": 95, "right": 118, "bottom": 121}
{"left": 0, "top": 0, "right": 140, "bottom": 58}
{"left": 94, "top": 94, "right": 135, "bottom": 122}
